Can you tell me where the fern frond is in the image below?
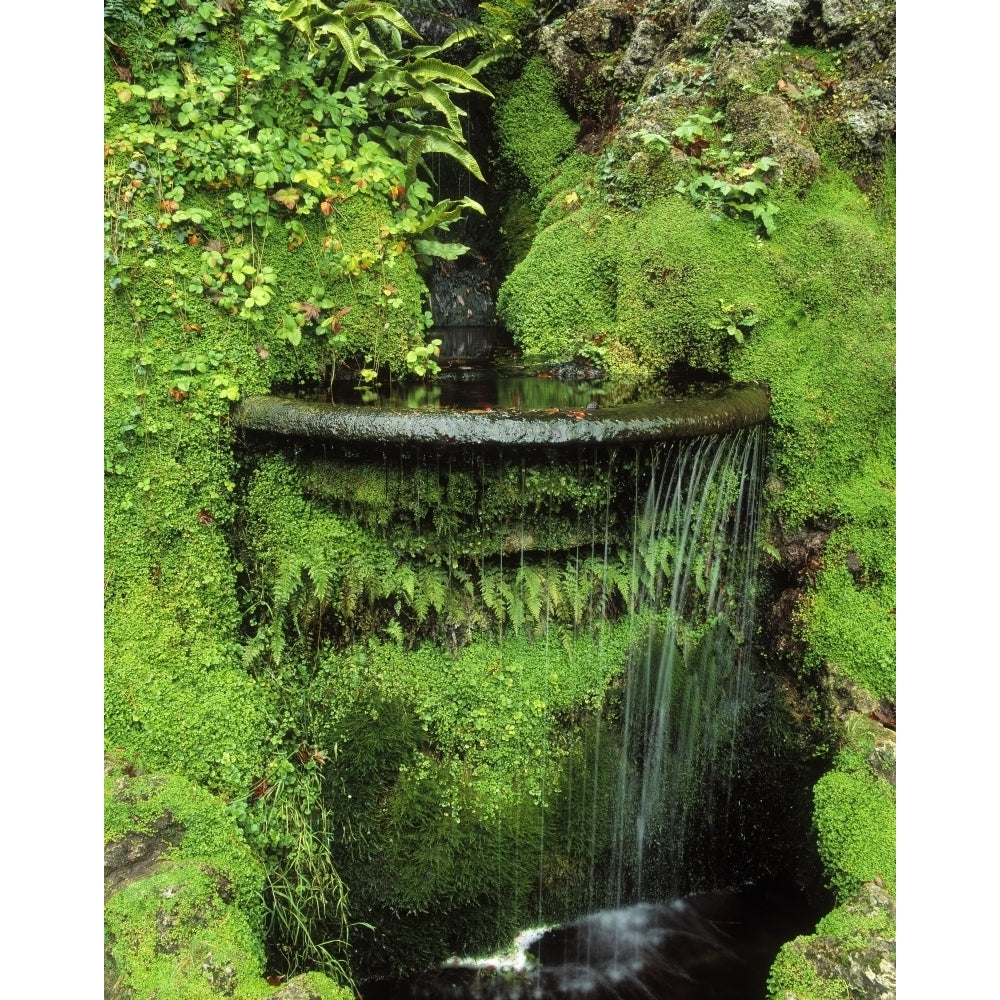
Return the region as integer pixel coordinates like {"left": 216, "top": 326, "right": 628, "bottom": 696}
{"left": 341, "top": 0, "right": 420, "bottom": 39}
{"left": 406, "top": 57, "right": 494, "bottom": 97}
{"left": 409, "top": 125, "right": 485, "bottom": 181}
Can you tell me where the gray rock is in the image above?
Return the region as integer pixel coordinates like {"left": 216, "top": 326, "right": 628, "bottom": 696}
{"left": 747, "top": 0, "right": 807, "bottom": 41}
{"left": 615, "top": 19, "right": 671, "bottom": 88}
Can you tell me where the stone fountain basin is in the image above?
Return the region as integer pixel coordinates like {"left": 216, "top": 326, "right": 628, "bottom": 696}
{"left": 232, "top": 377, "right": 770, "bottom": 448}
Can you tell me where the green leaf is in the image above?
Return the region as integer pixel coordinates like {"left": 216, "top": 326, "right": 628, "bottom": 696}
{"left": 410, "top": 126, "right": 485, "bottom": 182}
{"left": 413, "top": 239, "right": 470, "bottom": 260}
{"left": 249, "top": 285, "right": 274, "bottom": 307}
{"left": 280, "top": 314, "right": 303, "bottom": 346}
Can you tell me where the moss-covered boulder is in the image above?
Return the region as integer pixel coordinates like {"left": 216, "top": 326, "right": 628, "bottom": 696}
{"left": 767, "top": 881, "right": 896, "bottom": 1000}
{"left": 104, "top": 762, "right": 352, "bottom": 1000}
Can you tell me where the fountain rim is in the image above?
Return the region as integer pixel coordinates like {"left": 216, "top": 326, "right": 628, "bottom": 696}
{"left": 231, "top": 382, "right": 770, "bottom": 447}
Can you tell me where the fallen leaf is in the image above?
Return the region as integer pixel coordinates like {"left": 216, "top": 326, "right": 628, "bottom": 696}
{"left": 169, "top": 387, "right": 188, "bottom": 403}
{"left": 198, "top": 509, "right": 215, "bottom": 525}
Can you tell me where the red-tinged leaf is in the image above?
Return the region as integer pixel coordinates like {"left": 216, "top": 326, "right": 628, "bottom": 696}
{"left": 169, "top": 387, "right": 188, "bottom": 403}
{"left": 383, "top": 284, "right": 397, "bottom": 296}
{"left": 265, "top": 975, "right": 284, "bottom": 986}
{"left": 320, "top": 199, "right": 333, "bottom": 216}
{"left": 159, "top": 199, "right": 180, "bottom": 213}
{"left": 272, "top": 187, "right": 301, "bottom": 209}
{"left": 188, "top": 234, "right": 200, "bottom": 246}
{"left": 294, "top": 301, "right": 322, "bottom": 323}
{"left": 251, "top": 778, "right": 271, "bottom": 800}
{"left": 198, "top": 509, "right": 215, "bottom": 525}
{"left": 334, "top": 306, "right": 352, "bottom": 319}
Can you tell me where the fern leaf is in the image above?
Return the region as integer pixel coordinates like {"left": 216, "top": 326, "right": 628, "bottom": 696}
{"left": 435, "top": 25, "right": 485, "bottom": 53}
{"left": 312, "top": 15, "right": 366, "bottom": 71}
{"left": 412, "top": 126, "right": 485, "bottom": 182}
{"left": 342, "top": 0, "right": 420, "bottom": 39}
{"left": 403, "top": 133, "right": 426, "bottom": 189}
{"left": 413, "top": 239, "right": 469, "bottom": 260}
{"left": 407, "top": 58, "right": 494, "bottom": 97}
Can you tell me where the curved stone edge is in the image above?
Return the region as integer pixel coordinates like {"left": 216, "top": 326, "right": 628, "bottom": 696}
{"left": 232, "top": 383, "right": 770, "bottom": 446}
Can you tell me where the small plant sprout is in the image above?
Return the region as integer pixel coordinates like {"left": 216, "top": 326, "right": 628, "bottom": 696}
{"left": 710, "top": 300, "right": 759, "bottom": 344}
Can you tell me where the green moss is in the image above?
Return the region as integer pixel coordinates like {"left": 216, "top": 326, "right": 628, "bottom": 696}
{"left": 802, "top": 566, "right": 894, "bottom": 700}
{"left": 613, "top": 198, "right": 783, "bottom": 372}
{"left": 105, "top": 584, "right": 269, "bottom": 789}
{"left": 500, "top": 194, "right": 779, "bottom": 375}
{"left": 731, "top": 172, "right": 894, "bottom": 524}
{"left": 815, "top": 897, "right": 894, "bottom": 943}
{"left": 104, "top": 770, "right": 271, "bottom": 1000}
{"left": 107, "top": 864, "right": 272, "bottom": 1000}
{"left": 497, "top": 211, "right": 619, "bottom": 361}
{"left": 105, "top": 770, "right": 265, "bottom": 904}
{"left": 494, "top": 56, "right": 579, "bottom": 192}
{"left": 813, "top": 767, "right": 895, "bottom": 898}
{"left": 767, "top": 946, "right": 852, "bottom": 1000}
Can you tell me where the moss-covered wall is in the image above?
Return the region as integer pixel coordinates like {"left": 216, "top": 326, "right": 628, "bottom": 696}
{"left": 105, "top": 0, "right": 894, "bottom": 995}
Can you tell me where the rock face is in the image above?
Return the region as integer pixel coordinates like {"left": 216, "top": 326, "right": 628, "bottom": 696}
{"left": 427, "top": 258, "right": 498, "bottom": 326}
{"left": 535, "top": 0, "right": 894, "bottom": 184}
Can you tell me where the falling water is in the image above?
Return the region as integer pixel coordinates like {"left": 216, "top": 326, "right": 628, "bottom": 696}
{"left": 601, "top": 427, "right": 764, "bottom": 910}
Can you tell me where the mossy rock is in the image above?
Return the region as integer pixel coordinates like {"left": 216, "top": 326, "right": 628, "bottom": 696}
{"left": 767, "top": 882, "right": 896, "bottom": 1000}
{"left": 811, "top": 720, "right": 895, "bottom": 901}
{"left": 104, "top": 765, "right": 353, "bottom": 1000}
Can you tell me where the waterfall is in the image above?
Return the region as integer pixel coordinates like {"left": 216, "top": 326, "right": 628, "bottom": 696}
{"left": 600, "top": 426, "right": 764, "bottom": 910}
